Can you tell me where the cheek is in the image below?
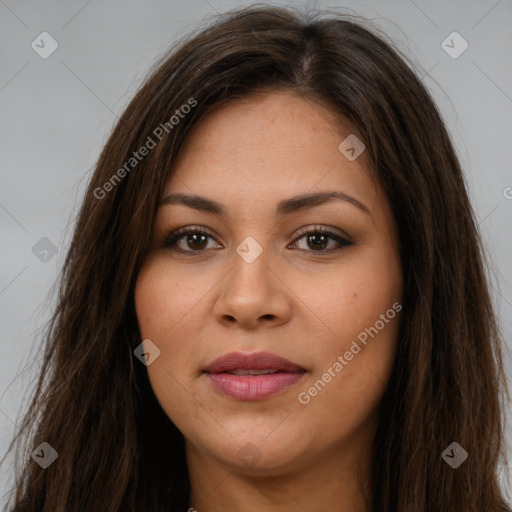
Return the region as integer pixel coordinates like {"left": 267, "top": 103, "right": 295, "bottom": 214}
{"left": 292, "top": 251, "right": 401, "bottom": 425}
{"left": 295, "top": 306, "right": 401, "bottom": 441}
{"left": 134, "top": 258, "right": 206, "bottom": 341}
{"left": 134, "top": 261, "right": 211, "bottom": 430}
{"left": 134, "top": 260, "right": 201, "bottom": 384}
{"left": 135, "top": 260, "right": 168, "bottom": 336}
{"left": 291, "top": 253, "right": 401, "bottom": 347}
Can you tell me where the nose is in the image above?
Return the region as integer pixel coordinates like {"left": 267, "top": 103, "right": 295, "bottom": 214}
{"left": 212, "top": 248, "right": 293, "bottom": 330}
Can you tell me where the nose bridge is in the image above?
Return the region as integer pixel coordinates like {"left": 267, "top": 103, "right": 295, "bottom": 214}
{"left": 213, "top": 233, "right": 290, "bottom": 327}
{"left": 229, "top": 234, "right": 272, "bottom": 298}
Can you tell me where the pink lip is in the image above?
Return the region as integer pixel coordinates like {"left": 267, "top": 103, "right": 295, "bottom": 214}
{"left": 203, "top": 351, "right": 306, "bottom": 401}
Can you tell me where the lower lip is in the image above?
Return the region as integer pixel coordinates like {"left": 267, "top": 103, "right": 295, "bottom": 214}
{"left": 205, "top": 371, "right": 306, "bottom": 400}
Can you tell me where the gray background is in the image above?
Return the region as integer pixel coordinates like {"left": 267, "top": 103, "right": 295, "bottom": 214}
{"left": 0, "top": 0, "right": 511, "bottom": 505}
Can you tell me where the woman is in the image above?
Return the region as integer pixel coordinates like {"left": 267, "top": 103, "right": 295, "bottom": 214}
{"left": 2, "top": 4, "right": 510, "bottom": 511}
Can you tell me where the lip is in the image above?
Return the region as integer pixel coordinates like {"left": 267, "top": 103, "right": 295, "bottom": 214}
{"left": 203, "top": 351, "right": 307, "bottom": 401}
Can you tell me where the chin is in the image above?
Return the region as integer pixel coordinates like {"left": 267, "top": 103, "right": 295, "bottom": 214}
{"left": 198, "top": 429, "right": 308, "bottom": 475}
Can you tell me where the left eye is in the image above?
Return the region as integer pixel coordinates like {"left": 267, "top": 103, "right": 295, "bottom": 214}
{"left": 290, "top": 228, "right": 353, "bottom": 252}
{"left": 162, "top": 226, "right": 353, "bottom": 254}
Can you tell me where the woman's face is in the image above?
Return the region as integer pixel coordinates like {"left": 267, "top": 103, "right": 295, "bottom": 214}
{"left": 135, "top": 91, "right": 403, "bottom": 477}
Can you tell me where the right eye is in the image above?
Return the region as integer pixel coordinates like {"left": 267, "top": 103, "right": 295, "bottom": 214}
{"left": 161, "top": 226, "right": 221, "bottom": 253}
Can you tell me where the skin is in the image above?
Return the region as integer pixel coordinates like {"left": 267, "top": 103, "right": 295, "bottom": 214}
{"left": 134, "top": 90, "right": 403, "bottom": 511}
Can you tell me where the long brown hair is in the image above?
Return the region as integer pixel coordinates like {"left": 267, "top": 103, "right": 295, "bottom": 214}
{"left": 2, "top": 4, "right": 510, "bottom": 511}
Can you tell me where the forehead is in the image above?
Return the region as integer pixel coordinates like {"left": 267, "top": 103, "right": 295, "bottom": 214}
{"left": 162, "top": 91, "right": 380, "bottom": 211}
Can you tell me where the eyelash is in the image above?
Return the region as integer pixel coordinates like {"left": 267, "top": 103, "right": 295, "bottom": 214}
{"left": 160, "top": 225, "right": 354, "bottom": 255}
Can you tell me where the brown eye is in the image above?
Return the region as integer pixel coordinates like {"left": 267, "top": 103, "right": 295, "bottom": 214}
{"left": 306, "top": 233, "right": 329, "bottom": 251}
{"left": 290, "top": 227, "right": 353, "bottom": 253}
{"left": 184, "top": 233, "right": 209, "bottom": 250}
{"left": 162, "top": 226, "right": 219, "bottom": 253}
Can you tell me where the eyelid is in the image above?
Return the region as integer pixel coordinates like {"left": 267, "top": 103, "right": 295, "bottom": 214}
{"left": 162, "top": 225, "right": 219, "bottom": 247}
{"left": 294, "top": 224, "right": 351, "bottom": 241}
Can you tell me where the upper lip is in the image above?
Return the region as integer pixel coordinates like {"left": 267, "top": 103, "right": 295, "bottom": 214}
{"left": 203, "top": 351, "right": 306, "bottom": 373}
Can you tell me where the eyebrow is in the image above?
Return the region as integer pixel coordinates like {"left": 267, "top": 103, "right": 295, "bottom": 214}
{"left": 158, "top": 191, "right": 371, "bottom": 217}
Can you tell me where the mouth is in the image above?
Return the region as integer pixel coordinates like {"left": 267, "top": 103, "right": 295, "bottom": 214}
{"left": 202, "top": 351, "right": 307, "bottom": 401}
